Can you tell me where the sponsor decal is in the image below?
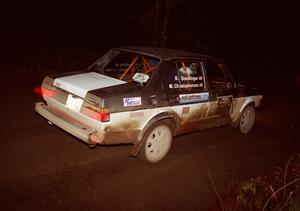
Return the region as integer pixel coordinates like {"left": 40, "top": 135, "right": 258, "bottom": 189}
{"left": 182, "top": 107, "right": 190, "bottom": 114}
{"left": 217, "top": 95, "right": 233, "bottom": 105}
{"left": 179, "top": 92, "right": 209, "bottom": 104}
{"left": 123, "top": 97, "right": 142, "bottom": 107}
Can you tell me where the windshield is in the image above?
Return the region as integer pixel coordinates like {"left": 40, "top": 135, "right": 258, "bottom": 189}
{"left": 88, "top": 50, "right": 160, "bottom": 84}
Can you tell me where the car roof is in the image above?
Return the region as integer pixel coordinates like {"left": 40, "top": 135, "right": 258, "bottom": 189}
{"left": 115, "top": 46, "right": 223, "bottom": 62}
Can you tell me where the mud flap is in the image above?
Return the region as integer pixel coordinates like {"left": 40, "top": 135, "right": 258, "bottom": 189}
{"left": 130, "top": 142, "right": 144, "bottom": 157}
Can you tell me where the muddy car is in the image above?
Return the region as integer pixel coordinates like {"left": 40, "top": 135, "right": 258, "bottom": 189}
{"left": 35, "top": 47, "right": 262, "bottom": 164}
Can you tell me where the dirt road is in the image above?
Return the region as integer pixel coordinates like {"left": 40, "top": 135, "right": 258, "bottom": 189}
{"left": 1, "top": 72, "right": 299, "bottom": 210}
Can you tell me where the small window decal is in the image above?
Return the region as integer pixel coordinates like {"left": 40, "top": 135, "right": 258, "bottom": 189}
{"left": 132, "top": 73, "right": 150, "bottom": 84}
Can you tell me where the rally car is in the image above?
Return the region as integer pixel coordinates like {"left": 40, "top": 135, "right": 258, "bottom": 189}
{"left": 35, "top": 47, "right": 262, "bottom": 164}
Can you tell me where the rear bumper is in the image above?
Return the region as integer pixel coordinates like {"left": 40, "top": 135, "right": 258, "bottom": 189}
{"left": 35, "top": 102, "right": 105, "bottom": 145}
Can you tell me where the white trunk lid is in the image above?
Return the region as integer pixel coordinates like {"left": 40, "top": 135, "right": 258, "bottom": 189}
{"left": 53, "top": 72, "right": 126, "bottom": 98}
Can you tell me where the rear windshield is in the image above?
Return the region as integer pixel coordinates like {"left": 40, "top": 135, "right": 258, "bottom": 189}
{"left": 88, "top": 50, "right": 160, "bottom": 84}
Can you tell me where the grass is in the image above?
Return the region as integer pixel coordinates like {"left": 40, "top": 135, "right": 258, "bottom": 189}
{"left": 211, "top": 154, "right": 300, "bottom": 211}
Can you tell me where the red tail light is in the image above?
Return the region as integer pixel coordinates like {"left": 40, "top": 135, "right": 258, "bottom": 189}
{"left": 81, "top": 107, "right": 110, "bottom": 122}
{"left": 96, "top": 110, "right": 110, "bottom": 122}
{"left": 34, "top": 87, "right": 56, "bottom": 97}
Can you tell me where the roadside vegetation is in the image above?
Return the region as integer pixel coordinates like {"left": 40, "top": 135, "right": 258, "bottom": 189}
{"left": 210, "top": 155, "right": 300, "bottom": 211}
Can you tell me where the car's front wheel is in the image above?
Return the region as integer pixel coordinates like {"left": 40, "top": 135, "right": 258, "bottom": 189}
{"left": 239, "top": 105, "right": 255, "bottom": 134}
{"left": 139, "top": 120, "right": 173, "bottom": 164}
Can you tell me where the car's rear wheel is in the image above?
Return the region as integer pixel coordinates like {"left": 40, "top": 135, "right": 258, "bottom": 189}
{"left": 139, "top": 120, "right": 173, "bottom": 164}
{"left": 239, "top": 105, "right": 255, "bottom": 134}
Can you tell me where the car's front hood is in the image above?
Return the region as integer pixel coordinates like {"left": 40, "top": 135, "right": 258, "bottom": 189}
{"left": 53, "top": 72, "right": 126, "bottom": 98}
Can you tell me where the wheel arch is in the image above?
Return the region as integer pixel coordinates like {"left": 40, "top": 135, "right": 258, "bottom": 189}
{"left": 130, "top": 111, "right": 180, "bottom": 157}
{"left": 137, "top": 111, "right": 180, "bottom": 142}
{"left": 239, "top": 99, "right": 256, "bottom": 113}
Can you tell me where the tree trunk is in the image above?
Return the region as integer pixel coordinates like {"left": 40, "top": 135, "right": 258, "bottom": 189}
{"left": 159, "top": 0, "right": 172, "bottom": 47}
{"left": 153, "top": 0, "right": 172, "bottom": 47}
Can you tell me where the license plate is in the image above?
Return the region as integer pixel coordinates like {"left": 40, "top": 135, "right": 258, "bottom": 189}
{"left": 65, "top": 94, "right": 83, "bottom": 112}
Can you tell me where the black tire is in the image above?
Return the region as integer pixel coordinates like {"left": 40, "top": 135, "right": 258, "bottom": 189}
{"left": 138, "top": 120, "right": 173, "bottom": 164}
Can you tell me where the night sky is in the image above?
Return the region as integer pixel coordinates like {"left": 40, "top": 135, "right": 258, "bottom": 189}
{"left": 1, "top": 1, "right": 299, "bottom": 78}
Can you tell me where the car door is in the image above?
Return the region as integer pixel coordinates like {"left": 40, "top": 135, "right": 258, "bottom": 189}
{"left": 203, "top": 62, "right": 234, "bottom": 124}
{"left": 164, "top": 60, "right": 210, "bottom": 132}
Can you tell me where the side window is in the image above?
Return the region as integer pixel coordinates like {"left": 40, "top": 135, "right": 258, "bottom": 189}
{"left": 166, "top": 61, "right": 205, "bottom": 93}
{"left": 204, "top": 63, "right": 229, "bottom": 88}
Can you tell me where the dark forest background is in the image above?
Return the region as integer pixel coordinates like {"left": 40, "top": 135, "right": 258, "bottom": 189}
{"left": 1, "top": 1, "right": 299, "bottom": 84}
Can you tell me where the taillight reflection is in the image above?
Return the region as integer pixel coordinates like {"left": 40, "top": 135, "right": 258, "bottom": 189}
{"left": 34, "top": 87, "right": 56, "bottom": 97}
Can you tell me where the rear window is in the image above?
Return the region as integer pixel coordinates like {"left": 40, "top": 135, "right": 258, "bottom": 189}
{"left": 89, "top": 50, "right": 160, "bottom": 84}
